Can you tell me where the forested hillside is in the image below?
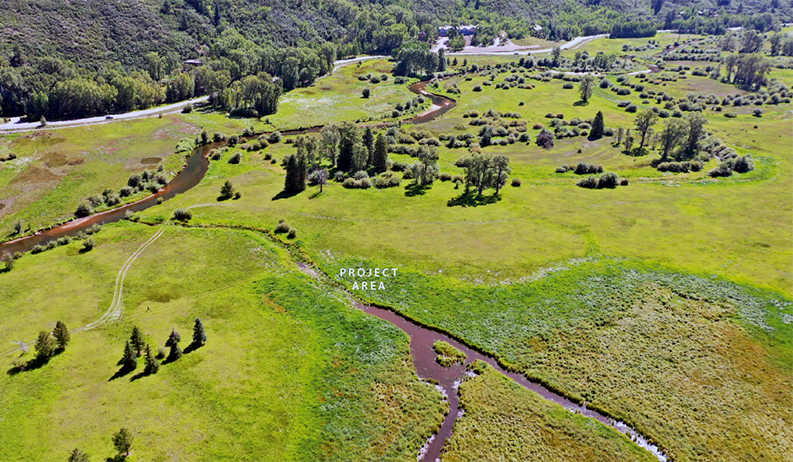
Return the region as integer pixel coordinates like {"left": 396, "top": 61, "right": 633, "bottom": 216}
{"left": 0, "top": 0, "right": 789, "bottom": 120}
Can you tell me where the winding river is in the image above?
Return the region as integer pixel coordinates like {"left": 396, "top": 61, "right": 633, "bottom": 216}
{"left": 0, "top": 76, "right": 668, "bottom": 462}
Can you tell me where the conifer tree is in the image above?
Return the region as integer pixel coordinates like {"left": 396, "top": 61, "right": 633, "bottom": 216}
{"left": 130, "top": 326, "right": 145, "bottom": 357}
{"left": 284, "top": 155, "right": 306, "bottom": 193}
{"left": 193, "top": 318, "right": 207, "bottom": 346}
{"left": 166, "top": 329, "right": 182, "bottom": 361}
{"left": 121, "top": 341, "right": 137, "bottom": 371}
{"left": 363, "top": 127, "right": 375, "bottom": 166}
{"left": 590, "top": 111, "right": 605, "bottom": 139}
{"left": 373, "top": 133, "right": 389, "bottom": 173}
{"left": 53, "top": 321, "right": 70, "bottom": 350}
{"left": 35, "top": 331, "right": 56, "bottom": 361}
{"left": 143, "top": 344, "right": 159, "bottom": 375}
{"left": 219, "top": 180, "right": 235, "bottom": 199}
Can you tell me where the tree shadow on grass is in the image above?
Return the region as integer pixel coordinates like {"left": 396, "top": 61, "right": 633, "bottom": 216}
{"left": 105, "top": 455, "right": 128, "bottom": 462}
{"left": 573, "top": 100, "right": 589, "bottom": 107}
{"left": 271, "top": 190, "right": 301, "bottom": 201}
{"left": 183, "top": 341, "right": 203, "bottom": 355}
{"left": 6, "top": 355, "right": 51, "bottom": 376}
{"left": 404, "top": 183, "right": 430, "bottom": 197}
{"left": 108, "top": 365, "right": 136, "bottom": 382}
{"left": 447, "top": 190, "right": 501, "bottom": 207}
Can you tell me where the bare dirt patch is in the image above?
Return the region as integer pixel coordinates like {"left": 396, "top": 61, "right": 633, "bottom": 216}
{"left": 9, "top": 166, "right": 60, "bottom": 185}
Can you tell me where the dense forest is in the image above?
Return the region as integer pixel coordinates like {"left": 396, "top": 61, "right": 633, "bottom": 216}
{"left": 0, "top": 0, "right": 790, "bottom": 120}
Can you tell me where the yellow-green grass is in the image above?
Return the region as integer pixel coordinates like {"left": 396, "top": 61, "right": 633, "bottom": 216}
{"left": 0, "top": 116, "right": 200, "bottom": 235}
{"left": 433, "top": 340, "right": 466, "bottom": 367}
{"left": 560, "top": 33, "right": 704, "bottom": 58}
{"left": 268, "top": 59, "right": 424, "bottom": 131}
{"left": 441, "top": 362, "right": 658, "bottom": 462}
{"left": 511, "top": 36, "right": 565, "bottom": 49}
{"left": 0, "top": 222, "right": 445, "bottom": 461}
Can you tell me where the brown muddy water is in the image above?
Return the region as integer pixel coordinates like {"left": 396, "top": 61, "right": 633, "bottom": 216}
{"left": 352, "top": 301, "right": 670, "bottom": 462}
{"left": 0, "top": 142, "right": 214, "bottom": 256}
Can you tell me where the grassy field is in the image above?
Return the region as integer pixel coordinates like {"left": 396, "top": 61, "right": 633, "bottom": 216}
{"left": 441, "top": 362, "right": 658, "bottom": 462}
{"left": 267, "top": 59, "right": 424, "bottom": 131}
{"left": 0, "top": 222, "right": 445, "bottom": 461}
{"left": 2, "top": 43, "right": 792, "bottom": 462}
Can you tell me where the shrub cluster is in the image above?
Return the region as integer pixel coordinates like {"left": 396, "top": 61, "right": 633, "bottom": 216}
{"left": 576, "top": 172, "right": 627, "bottom": 189}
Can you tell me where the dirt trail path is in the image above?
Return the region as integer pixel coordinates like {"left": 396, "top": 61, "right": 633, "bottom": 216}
{"left": 1, "top": 224, "right": 167, "bottom": 357}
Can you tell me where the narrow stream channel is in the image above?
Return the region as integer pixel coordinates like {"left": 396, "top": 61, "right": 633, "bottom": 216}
{"left": 295, "top": 263, "right": 669, "bottom": 462}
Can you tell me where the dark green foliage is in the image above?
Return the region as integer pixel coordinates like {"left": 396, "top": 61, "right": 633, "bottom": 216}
{"left": 228, "top": 152, "right": 242, "bottom": 164}
{"left": 74, "top": 203, "right": 93, "bottom": 218}
{"left": 166, "top": 329, "right": 182, "bottom": 361}
{"left": 373, "top": 133, "right": 389, "bottom": 174}
{"left": 193, "top": 318, "right": 207, "bottom": 346}
{"left": 34, "top": 331, "right": 56, "bottom": 361}
{"left": 573, "top": 162, "right": 603, "bottom": 175}
{"left": 590, "top": 111, "right": 605, "bottom": 139}
{"left": 284, "top": 155, "right": 306, "bottom": 193}
{"left": 53, "top": 321, "right": 70, "bottom": 350}
{"left": 598, "top": 172, "right": 620, "bottom": 188}
{"left": 121, "top": 341, "right": 137, "bottom": 371}
{"left": 576, "top": 176, "right": 599, "bottom": 189}
{"left": 143, "top": 345, "right": 159, "bottom": 375}
{"left": 82, "top": 237, "right": 95, "bottom": 252}
{"left": 112, "top": 427, "right": 133, "bottom": 457}
{"left": 130, "top": 326, "right": 144, "bottom": 356}
{"left": 173, "top": 208, "right": 192, "bottom": 221}
{"left": 220, "top": 180, "right": 236, "bottom": 199}
{"left": 733, "top": 155, "right": 755, "bottom": 173}
{"left": 362, "top": 88, "right": 371, "bottom": 98}
{"left": 67, "top": 448, "right": 90, "bottom": 462}
{"left": 275, "top": 220, "right": 291, "bottom": 234}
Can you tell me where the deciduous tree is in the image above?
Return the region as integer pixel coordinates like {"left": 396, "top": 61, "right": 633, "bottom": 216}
{"left": 112, "top": 428, "right": 133, "bottom": 457}
{"left": 634, "top": 109, "right": 658, "bottom": 149}
{"left": 579, "top": 75, "right": 595, "bottom": 103}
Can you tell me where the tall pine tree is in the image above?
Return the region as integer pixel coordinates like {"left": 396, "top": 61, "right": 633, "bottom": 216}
{"left": 193, "top": 318, "right": 207, "bottom": 346}
{"left": 166, "top": 329, "right": 182, "bottom": 361}
{"left": 373, "top": 133, "right": 389, "bottom": 173}
{"left": 53, "top": 321, "right": 70, "bottom": 350}
{"left": 130, "top": 326, "right": 145, "bottom": 357}
{"left": 143, "top": 344, "right": 159, "bottom": 375}
{"left": 284, "top": 154, "right": 305, "bottom": 193}
{"left": 590, "top": 111, "right": 605, "bottom": 139}
{"left": 122, "top": 340, "right": 137, "bottom": 371}
{"left": 363, "top": 127, "right": 375, "bottom": 167}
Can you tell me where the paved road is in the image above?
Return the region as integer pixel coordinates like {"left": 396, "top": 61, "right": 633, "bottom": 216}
{"left": 446, "top": 34, "right": 610, "bottom": 56}
{"left": 0, "top": 96, "right": 209, "bottom": 133}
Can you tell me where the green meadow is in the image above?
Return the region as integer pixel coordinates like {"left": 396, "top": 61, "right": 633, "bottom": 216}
{"left": 2, "top": 48, "right": 792, "bottom": 462}
{"left": 0, "top": 222, "right": 445, "bottom": 461}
